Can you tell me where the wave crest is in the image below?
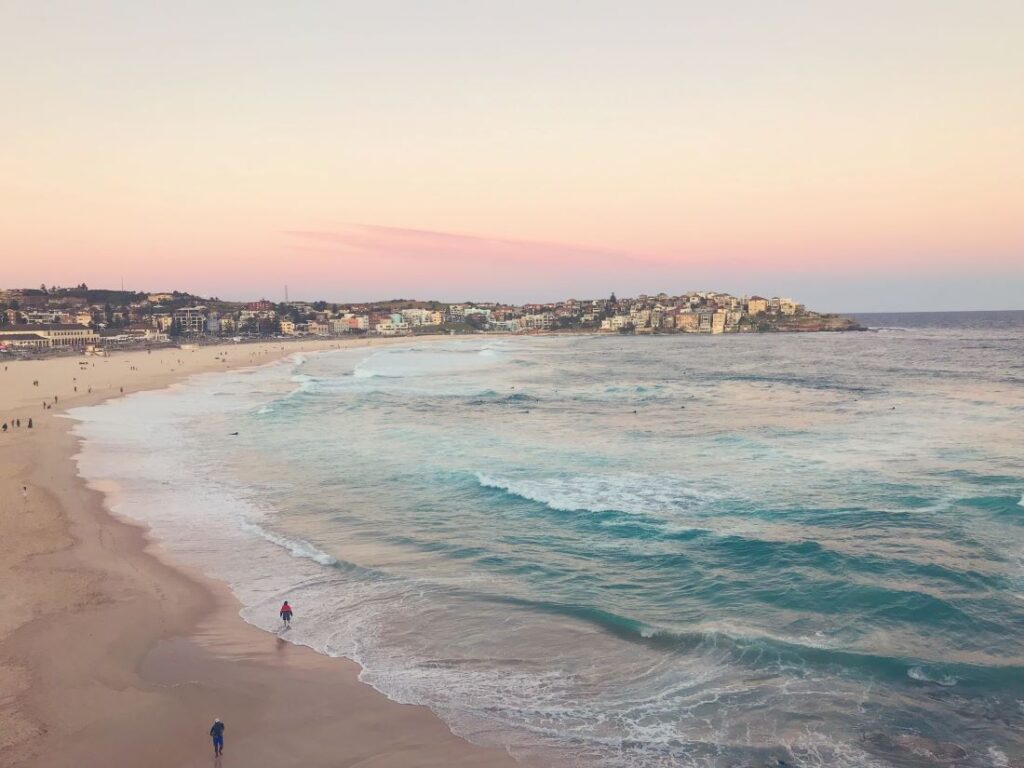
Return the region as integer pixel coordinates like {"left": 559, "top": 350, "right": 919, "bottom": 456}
{"left": 239, "top": 520, "right": 337, "bottom": 566}
{"left": 475, "top": 471, "right": 716, "bottom": 517}
{"left": 907, "top": 665, "right": 959, "bottom": 687}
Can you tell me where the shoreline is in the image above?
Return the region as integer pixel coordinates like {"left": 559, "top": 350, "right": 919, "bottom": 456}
{"left": 0, "top": 338, "right": 528, "bottom": 767}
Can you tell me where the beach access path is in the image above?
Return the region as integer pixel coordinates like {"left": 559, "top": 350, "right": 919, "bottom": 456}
{"left": 0, "top": 338, "right": 524, "bottom": 767}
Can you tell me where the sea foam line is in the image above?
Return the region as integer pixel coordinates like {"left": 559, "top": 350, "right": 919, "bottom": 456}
{"left": 238, "top": 520, "right": 338, "bottom": 566}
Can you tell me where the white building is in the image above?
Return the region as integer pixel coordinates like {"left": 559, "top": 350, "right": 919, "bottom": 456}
{"left": 521, "top": 313, "right": 553, "bottom": 330}
{"left": 600, "top": 315, "right": 631, "bottom": 331}
{"left": 0, "top": 323, "right": 99, "bottom": 347}
{"left": 401, "top": 308, "right": 431, "bottom": 326}
{"left": 173, "top": 306, "right": 207, "bottom": 335}
{"left": 373, "top": 320, "right": 410, "bottom": 336}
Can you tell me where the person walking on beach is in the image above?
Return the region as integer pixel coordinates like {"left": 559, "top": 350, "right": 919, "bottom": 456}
{"left": 280, "top": 600, "right": 293, "bottom": 628}
{"left": 209, "top": 718, "right": 225, "bottom": 756}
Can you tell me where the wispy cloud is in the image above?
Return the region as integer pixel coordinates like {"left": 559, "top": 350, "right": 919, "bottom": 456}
{"left": 276, "top": 223, "right": 771, "bottom": 302}
{"left": 283, "top": 223, "right": 650, "bottom": 269}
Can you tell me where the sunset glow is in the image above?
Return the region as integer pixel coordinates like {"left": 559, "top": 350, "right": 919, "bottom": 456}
{"left": 2, "top": 2, "right": 1022, "bottom": 309}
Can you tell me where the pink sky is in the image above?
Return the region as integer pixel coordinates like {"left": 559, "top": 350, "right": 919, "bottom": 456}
{"left": 1, "top": 2, "right": 1022, "bottom": 309}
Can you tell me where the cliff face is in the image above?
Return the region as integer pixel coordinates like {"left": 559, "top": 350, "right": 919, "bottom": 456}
{"left": 756, "top": 314, "right": 864, "bottom": 332}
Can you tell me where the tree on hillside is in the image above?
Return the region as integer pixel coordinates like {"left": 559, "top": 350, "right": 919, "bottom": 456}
{"left": 258, "top": 317, "right": 280, "bottom": 336}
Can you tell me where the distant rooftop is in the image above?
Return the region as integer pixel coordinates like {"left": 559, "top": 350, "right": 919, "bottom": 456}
{"left": 0, "top": 332, "right": 47, "bottom": 341}
{"left": 12, "top": 322, "right": 91, "bottom": 331}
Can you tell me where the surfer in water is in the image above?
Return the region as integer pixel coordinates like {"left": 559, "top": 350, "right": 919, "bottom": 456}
{"left": 280, "top": 600, "right": 293, "bottom": 628}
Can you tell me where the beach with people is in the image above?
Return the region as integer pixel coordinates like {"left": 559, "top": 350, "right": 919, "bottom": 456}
{"left": 4, "top": 0, "right": 1021, "bottom": 762}
{"left": 0, "top": 337, "right": 521, "bottom": 767}
{"left": 2, "top": 320, "right": 1017, "bottom": 767}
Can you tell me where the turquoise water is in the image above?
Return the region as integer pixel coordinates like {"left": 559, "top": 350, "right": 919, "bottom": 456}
{"left": 71, "top": 313, "right": 1024, "bottom": 767}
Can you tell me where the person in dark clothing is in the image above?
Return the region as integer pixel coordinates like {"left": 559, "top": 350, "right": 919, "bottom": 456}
{"left": 280, "top": 601, "right": 293, "bottom": 627}
{"left": 210, "top": 718, "right": 225, "bottom": 756}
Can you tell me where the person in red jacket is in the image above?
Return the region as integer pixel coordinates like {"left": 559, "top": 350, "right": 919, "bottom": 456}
{"left": 280, "top": 600, "right": 293, "bottom": 627}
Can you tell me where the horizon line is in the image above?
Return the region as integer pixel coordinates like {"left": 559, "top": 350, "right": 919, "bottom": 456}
{"left": 4, "top": 286, "right": 1024, "bottom": 316}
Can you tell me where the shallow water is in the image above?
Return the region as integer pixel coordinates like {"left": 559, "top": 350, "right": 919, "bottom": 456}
{"left": 70, "top": 312, "right": 1024, "bottom": 767}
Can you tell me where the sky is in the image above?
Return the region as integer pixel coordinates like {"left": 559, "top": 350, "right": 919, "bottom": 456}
{"left": 1, "top": 1, "right": 1022, "bottom": 311}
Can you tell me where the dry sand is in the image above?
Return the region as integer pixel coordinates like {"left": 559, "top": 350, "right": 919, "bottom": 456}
{"left": 0, "top": 339, "right": 525, "bottom": 767}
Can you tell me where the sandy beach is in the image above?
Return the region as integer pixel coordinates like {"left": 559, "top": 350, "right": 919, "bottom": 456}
{"left": 0, "top": 339, "right": 523, "bottom": 767}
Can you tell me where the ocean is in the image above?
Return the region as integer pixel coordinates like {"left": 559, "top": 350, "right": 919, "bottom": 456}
{"left": 69, "top": 311, "right": 1024, "bottom": 767}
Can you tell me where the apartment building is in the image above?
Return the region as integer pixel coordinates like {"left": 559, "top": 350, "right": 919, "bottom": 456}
{"left": 173, "top": 306, "right": 207, "bottom": 335}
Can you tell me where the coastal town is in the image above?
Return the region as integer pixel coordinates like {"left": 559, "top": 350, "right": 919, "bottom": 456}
{"left": 0, "top": 285, "right": 861, "bottom": 353}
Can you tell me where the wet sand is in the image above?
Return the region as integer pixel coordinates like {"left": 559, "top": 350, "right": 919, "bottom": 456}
{"left": 0, "top": 340, "right": 524, "bottom": 767}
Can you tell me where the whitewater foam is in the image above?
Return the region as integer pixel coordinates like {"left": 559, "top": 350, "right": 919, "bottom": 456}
{"left": 907, "top": 666, "right": 959, "bottom": 687}
{"left": 239, "top": 520, "right": 338, "bottom": 566}
{"left": 475, "top": 471, "right": 720, "bottom": 518}
{"left": 63, "top": 328, "right": 1024, "bottom": 768}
